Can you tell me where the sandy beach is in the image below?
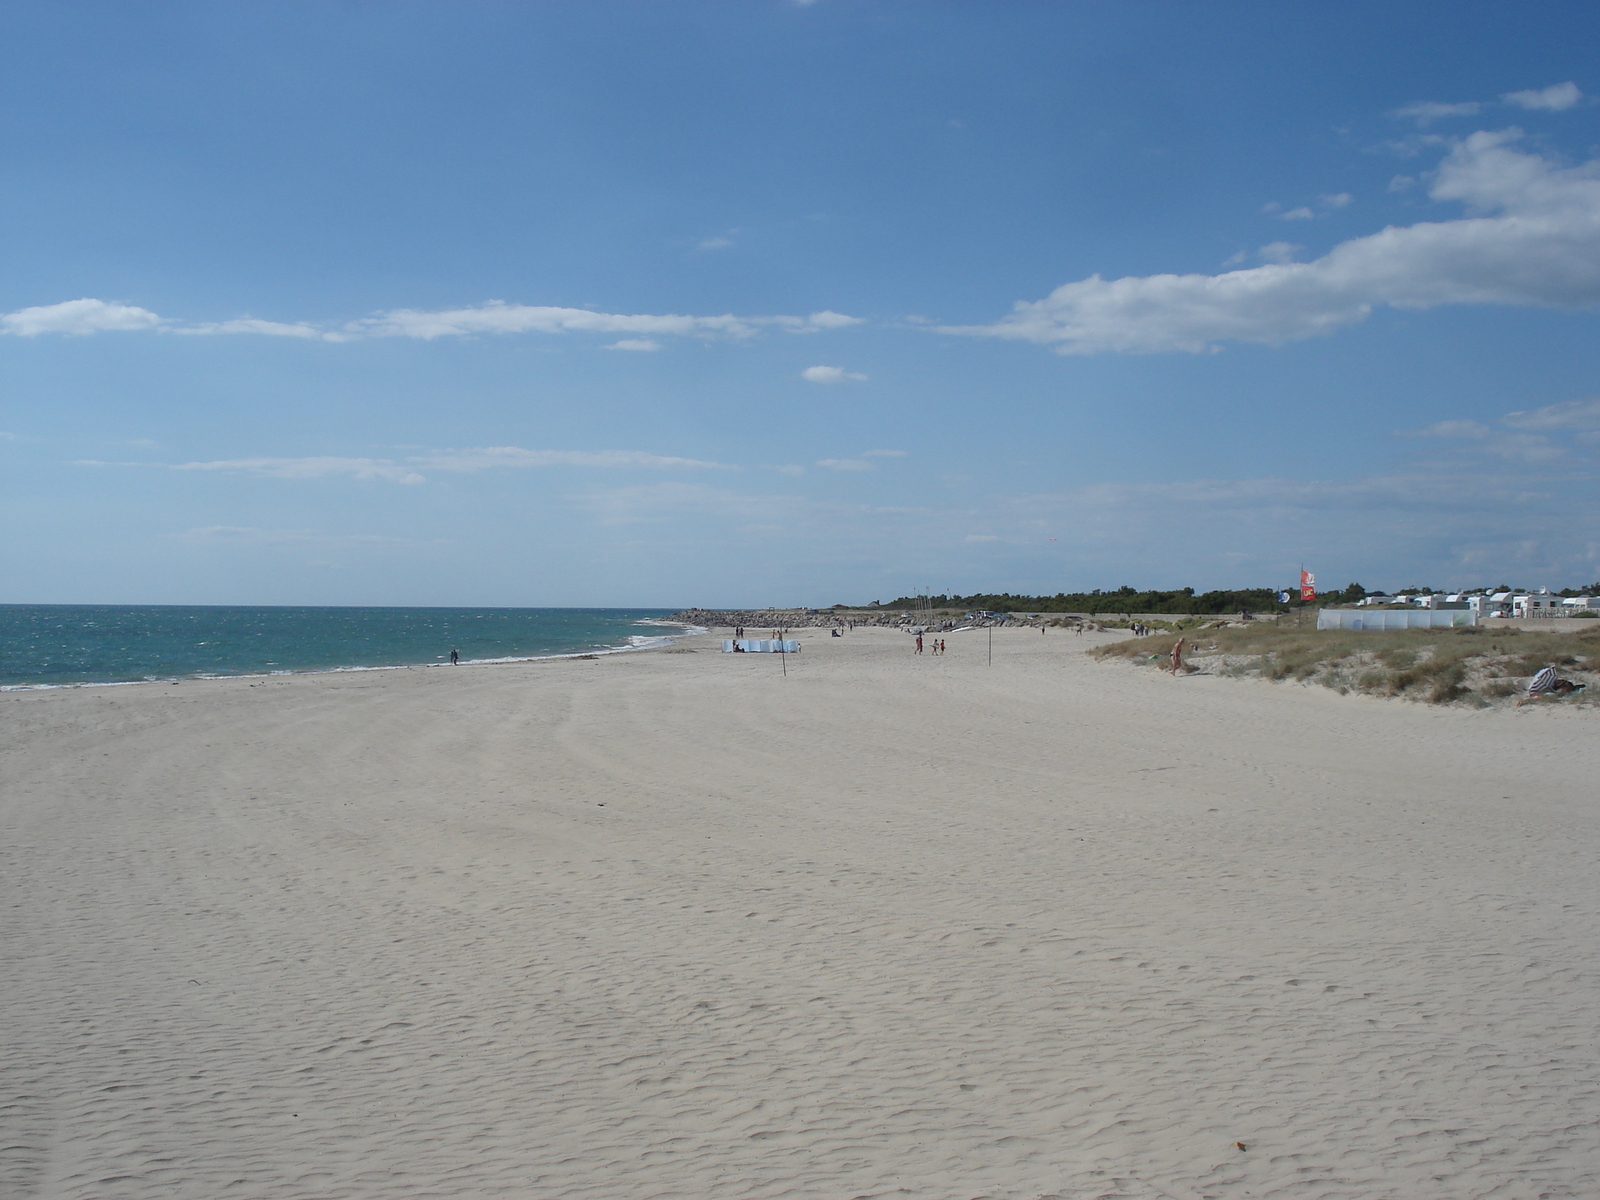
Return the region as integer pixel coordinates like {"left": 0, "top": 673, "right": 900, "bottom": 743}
{"left": 3, "top": 625, "right": 1595, "bottom": 1200}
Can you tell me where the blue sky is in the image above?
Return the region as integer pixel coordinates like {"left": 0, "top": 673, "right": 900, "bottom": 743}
{"left": 3, "top": 1, "right": 1598, "bottom": 606}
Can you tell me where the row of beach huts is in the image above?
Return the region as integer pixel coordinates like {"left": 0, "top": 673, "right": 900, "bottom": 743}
{"left": 1318, "top": 588, "right": 1598, "bottom": 630}
{"left": 1351, "top": 589, "right": 1599, "bottom": 617}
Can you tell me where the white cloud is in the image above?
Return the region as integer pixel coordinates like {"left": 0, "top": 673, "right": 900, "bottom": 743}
{"left": 351, "top": 302, "right": 862, "bottom": 341}
{"left": 861, "top": 449, "right": 908, "bottom": 457}
{"left": 1405, "top": 427, "right": 1564, "bottom": 464}
{"left": 177, "top": 317, "right": 345, "bottom": 341}
{"left": 1319, "top": 192, "right": 1354, "bottom": 209}
{"left": 1397, "top": 401, "right": 1600, "bottom": 464}
{"left": 816, "top": 458, "right": 872, "bottom": 471}
{"left": 1257, "top": 241, "right": 1302, "bottom": 264}
{"left": 795, "top": 310, "right": 863, "bottom": 330}
{"left": 1395, "top": 100, "right": 1483, "bottom": 125}
{"left": 150, "top": 445, "right": 730, "bottom": 485}
{"left": 351, "top": 301, "right": 762, "bottom": 340}
{"left": 697, "top": 236, "right": 735, "bottom": 250}
{"left": 1406, "top": 419, "right": 1490, "bottom": 439}
{"left": 1501, "top": 395, "right": 1600, "bottom": 431}
{"left": 410, "top": 447, "right": 729, "bottom": 471}
{"left": 939, "top": 131, "right": 1600, "bottom": 355}
{"left": 1280, "top": 206, "right": 1316, "bottom": 220}
{"left": 172, "top": 457, "right": 428, "bottom": 484}
{"left": 1478, "top": 434, "right": 1567, "bottom": 463}
{"left": 802, "top": 365, "right": 868, "bottom": 382}
{"left": 0, "top": 296, "right": 862, "bottom": 345}
{"left": 1, "top": 298, "right": 162, "bottom": 336}
{"left": 1502, "top": 82, "right": 1583, "bottom": 112}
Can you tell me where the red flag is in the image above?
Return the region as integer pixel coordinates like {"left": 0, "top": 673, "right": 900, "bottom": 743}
{"left": 1300, "top": 569, "right": 1316, "bottom": 601}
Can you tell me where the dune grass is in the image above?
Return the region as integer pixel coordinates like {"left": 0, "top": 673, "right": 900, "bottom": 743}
{"left": 1093, "top": 622, "right": 1600, "bottom": 706}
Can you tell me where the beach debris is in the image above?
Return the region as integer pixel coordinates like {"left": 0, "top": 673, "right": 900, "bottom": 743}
{"left": 1235, "top": 1140, "right": 1248, "bottom": 1152}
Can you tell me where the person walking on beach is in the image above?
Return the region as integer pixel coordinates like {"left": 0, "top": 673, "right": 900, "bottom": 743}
{"left": 1170, "top": 637, "right": 1185, "bottom": 676}
{"left": 915, "top": 633, "right": 923, "bottom": 654}
{"left": 449, "top": 648, "right": 459, "bottom": 665}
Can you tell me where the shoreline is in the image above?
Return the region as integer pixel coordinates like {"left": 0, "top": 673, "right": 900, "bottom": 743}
{"left": 0, "top": 619, "right": 704, "bottom": 692}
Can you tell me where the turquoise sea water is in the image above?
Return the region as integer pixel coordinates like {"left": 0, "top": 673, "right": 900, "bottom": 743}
{"left": 0, "top": 606, "right": 688, "bottom": 688}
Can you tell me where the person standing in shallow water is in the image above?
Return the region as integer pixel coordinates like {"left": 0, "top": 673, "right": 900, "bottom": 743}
{"left": 449, "top": 648, "right": 459, "bottom": 665}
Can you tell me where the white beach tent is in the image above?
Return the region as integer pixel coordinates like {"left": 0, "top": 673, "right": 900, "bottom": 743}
{"left": 1317, "top": 609, "right": 1475, "bottom": 630}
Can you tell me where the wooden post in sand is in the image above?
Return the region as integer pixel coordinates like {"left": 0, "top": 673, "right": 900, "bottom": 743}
{"left": 988, "top": 623, "right": 992, "bottom": 666}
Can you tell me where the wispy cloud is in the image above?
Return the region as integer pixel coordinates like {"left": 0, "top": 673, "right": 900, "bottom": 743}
{"left": 801, "top": 364, "right": 868, "bottom": 382}
{"left": 1500, "top": 395, "right": 1600, "bottom": 431}
{"left": 410, "top": 447, "right": 730, "bottom": 472}
{"left": 352, "top": 303, "right": 862, "bottom": 341}
{"left": 939, "top": 131, "right": 1600, "bottom": 355}
{"left": 123, "top": 445, "right": 734, "bottom": 485}
{"left": 1395, "top": 83, "right": 1584, "bottom": 126}
{"left": 177, "top": 318, "right": 345, "bottom": 341}
{"left": 1394, "top": 100, "right": 1483, "bottom": 126}
{"left": 1404, "top": 420, "right": 1490, "bottom": 439}
{"left": 1395, "top": 394, "right": 1600, "bottom": 464}
{"left": 1257, "top": 241, "right": 1302, "bottom": 264}
{"left": 351, "top": 301, "right": 757, "bottom": 340}
{"left": 861, "top": 449, "right": 908, "bottom": 458}
{"left": 0, "top": 298, "right": 862, "bottom": 344}
{"left": 173, "top": 457, "right": 428, "bottom": 484}
{"left": 697, "top": 235, "right": 735, "bottom": 250}
{"left": 816, "top": 458, "right": 873, "bottom": 471}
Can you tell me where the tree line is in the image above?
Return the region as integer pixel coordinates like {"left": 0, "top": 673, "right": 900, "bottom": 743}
{"left": 869, "top": 583, "right": 1370, "bottom": 615}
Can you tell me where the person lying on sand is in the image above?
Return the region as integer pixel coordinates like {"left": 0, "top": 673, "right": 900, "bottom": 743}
{"left": 1516, "top": 664, "right": 1585, "bottom": 706}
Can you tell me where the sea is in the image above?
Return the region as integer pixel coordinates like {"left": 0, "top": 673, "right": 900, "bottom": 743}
{"left": 0, "top": 605, "right": 693, "bottom": 689}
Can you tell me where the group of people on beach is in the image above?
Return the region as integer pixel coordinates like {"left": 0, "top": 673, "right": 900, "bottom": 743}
{"left": 913, "top": 634, "right": 946, "bottom": 655}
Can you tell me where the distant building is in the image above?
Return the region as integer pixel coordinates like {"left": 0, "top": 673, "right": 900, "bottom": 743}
{"left": 1514, "top": 592, "right": 1562, "bottom": 617}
